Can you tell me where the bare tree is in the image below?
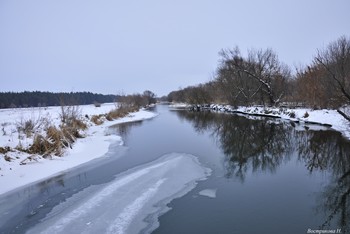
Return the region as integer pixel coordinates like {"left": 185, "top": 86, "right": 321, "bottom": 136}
{"left": 295, "top": 65, "right": 336, "bottom": 108}
{"left": 218, "top": 47, "right": 290, "bottom": 106}
{"left": 315, "top": 36, "right": 350, "bottom": 104}
{"left": 143, "top": 90, "right": 157, "bottom": 105}
{"left": 217, "top": 47, "right": 262, "bottom": 106}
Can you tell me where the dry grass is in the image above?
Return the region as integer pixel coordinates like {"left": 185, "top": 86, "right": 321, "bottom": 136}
{"left": 2, "top": 103, "right": 141, "bottom": 160}
{"left": 106, "top": 109, "right": 127, "bottom": 120}
{"left": 69, "top": 119, "right": 87, "bottom": 131}
{"left": 28, "top": 116, "right": 86, "bottom": 157}
{"left": 91, "top": 115, "right": 104, "bottom": 125}
{"left": 0, "top": 146, "right": 12, "bottom": 154}
{"left": 106, "top": 105, "right": 138, "bottom": 121}
{"left": 28, "top": 126, "right": 76, "bottom": 157}
{"left": 20, "top": 155, "right": 40, "bottom": 165}
{"left": 17, "top": 119, "right": 35, "bottom": 137}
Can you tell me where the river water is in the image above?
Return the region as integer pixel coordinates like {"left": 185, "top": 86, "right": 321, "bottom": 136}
{"left": 0, "top": 104, "right": 349, "bottom": 234}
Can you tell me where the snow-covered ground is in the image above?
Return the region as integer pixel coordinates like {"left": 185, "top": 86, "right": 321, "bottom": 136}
{"left": 0, "top": 103, "right": 157, "bottom": 195}
{"left": 26, "top": 153, "right": 210, "bottom": 234}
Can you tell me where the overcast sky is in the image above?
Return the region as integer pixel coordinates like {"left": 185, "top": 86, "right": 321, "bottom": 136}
{"left": 1, "top": 0, "right": 349, "bottom": 96}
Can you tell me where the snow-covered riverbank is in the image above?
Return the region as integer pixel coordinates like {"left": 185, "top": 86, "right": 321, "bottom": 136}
{"left": 172, "top": 103, "right": 350, "bottom": 140}
{"left": 0, "top": 104, "right": 157, "bottom": 195}
{"left": 234, "top": 105, "right": 350, "bottom": 139}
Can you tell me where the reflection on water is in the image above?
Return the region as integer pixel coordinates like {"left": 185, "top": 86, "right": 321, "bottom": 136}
{"left": 176, "top": 110, "right": 350, "bottom": 232}
{"left": 297, "top": 130, "right": 350, "bottom": 231}
{"left": 110, "top": 120, "right": 143, "bottom": 142}
{"left": 37, "top": 174, "right": 66, "bottom": 192}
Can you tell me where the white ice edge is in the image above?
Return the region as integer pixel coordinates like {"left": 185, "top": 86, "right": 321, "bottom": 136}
{"left": 26, "top": 153, "right": 211, "bottom": 234}
{"left": 168, "top": 103, "right": 191, "bottom": 108}
{"left": 0, "top": 109, "right": 158, "bottom": 196}
{"left": 199, "top": 189, "right": 217, "bottom": 198}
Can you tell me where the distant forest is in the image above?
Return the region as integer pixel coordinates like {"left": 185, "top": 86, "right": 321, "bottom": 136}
{"left": 0, "top": 91, "right": 119, "bottom": 109}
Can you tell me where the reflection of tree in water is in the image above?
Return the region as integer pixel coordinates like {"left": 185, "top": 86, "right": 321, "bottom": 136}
{"left": 175, "top": 110, "right": 218, "bottom": 134}
{"left": 176, "top": 110, "right": 350, "bottom": 231}
{"left": 216, "top": 117, "right": 293, "bottom": 181}
{"left": 297, "top": 131, "right": 340, "bottom": 172}
{"left": 109, "top": 120, "right": 143, "bottom": 141}
{"left": 176, "top": 111, "right": 293, "bottom": 181}
{"left": 37, "top": 174, "right": 66, "bottom": 194}
{"left": 297, "top": 130, "right": 350, "bottom": 232}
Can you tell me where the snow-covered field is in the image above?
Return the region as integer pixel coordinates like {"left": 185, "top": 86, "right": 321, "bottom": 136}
{"left": 26, "top": 153, "right": 210, "bottom": 234}
{"left": 0, "top": 103, "right": 157, "bottom": 195}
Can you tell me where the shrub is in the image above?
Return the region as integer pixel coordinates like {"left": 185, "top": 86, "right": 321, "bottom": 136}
{"left": 105, "top": 114, "right": 113, "bottom": 121}
{"left": 91, "top": 115, "right": 104, "bottom": 125}
{"left": 59, "top": 127, "right": 76, "bottom": 145}
{"left": 71, "top": 119, "right": 87, "bottom": 131}
{"left": 16, "top": 119, "right": 36, "bottom": 137}
{"left": 29, "top": 134, "right": 50, "bottom": 156}
{"left": 59, "top": 104, "right": 87, "bottom": 139}
{"left": 16, "top": 115, "right": 50, "bottom": 138}
{"left": 28, "top": 122, "right": 86, "bottom": 157}
{"left": 106, "top": 105, "right": 136, "bottom": 121}
{"left": 60, "top": 105, "right": 81, "bottom": 125}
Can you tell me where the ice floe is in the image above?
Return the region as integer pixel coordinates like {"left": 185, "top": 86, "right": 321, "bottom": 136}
{"left": 26, "top": 153, "right": 211, "bottom": 234}
{"left": 199, "top": 189, "right": 217, "bottom": 198}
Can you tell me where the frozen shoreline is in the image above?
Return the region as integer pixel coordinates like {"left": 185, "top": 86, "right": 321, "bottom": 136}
{"left": 171, "top": 103, "right": 350, "bottom": 140}
{"left": 0, "top": 104, "right": 158, "bottom": 196}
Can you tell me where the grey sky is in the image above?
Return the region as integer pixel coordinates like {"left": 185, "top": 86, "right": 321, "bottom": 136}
{"left": 1, "top": 0, "right": 349, "bottom": 96}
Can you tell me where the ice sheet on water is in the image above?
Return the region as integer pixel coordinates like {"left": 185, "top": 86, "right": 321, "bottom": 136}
{"left": 26, "top": 153, "right": 211, "bottom": 234}
{"left": 199, "top": 189, "right": 217, "bottom": 198}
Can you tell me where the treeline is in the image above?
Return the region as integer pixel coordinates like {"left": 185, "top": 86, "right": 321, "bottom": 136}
{"left": 119, "top": 90, "right": 157, "bottom": 107}
{"left": 0, "top": 91, "right": 119, "bottom": 109}
{"left": 168, "top": 35, "right": 350, "bottom": 109}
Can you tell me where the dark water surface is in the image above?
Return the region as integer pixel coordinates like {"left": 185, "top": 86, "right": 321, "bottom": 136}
{"left": 0, "top": 104, "right": 349, "bottom": 234}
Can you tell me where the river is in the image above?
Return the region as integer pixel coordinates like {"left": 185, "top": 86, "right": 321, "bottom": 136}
{"left": 0, "top": 104, "right": 349, "bottom": 234}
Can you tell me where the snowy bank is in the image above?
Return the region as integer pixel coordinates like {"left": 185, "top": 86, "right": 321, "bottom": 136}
{"left": 189, "top": 104, "right": 350, "bottom": 140}
{"left": 0, "top": 104, "right": 157, "bottom": 195}
{"left": 26, "top": 153, "right": 211, "bottom": 234}
{"left": 168, "top": 103, "right": 191, "bottom": 109}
